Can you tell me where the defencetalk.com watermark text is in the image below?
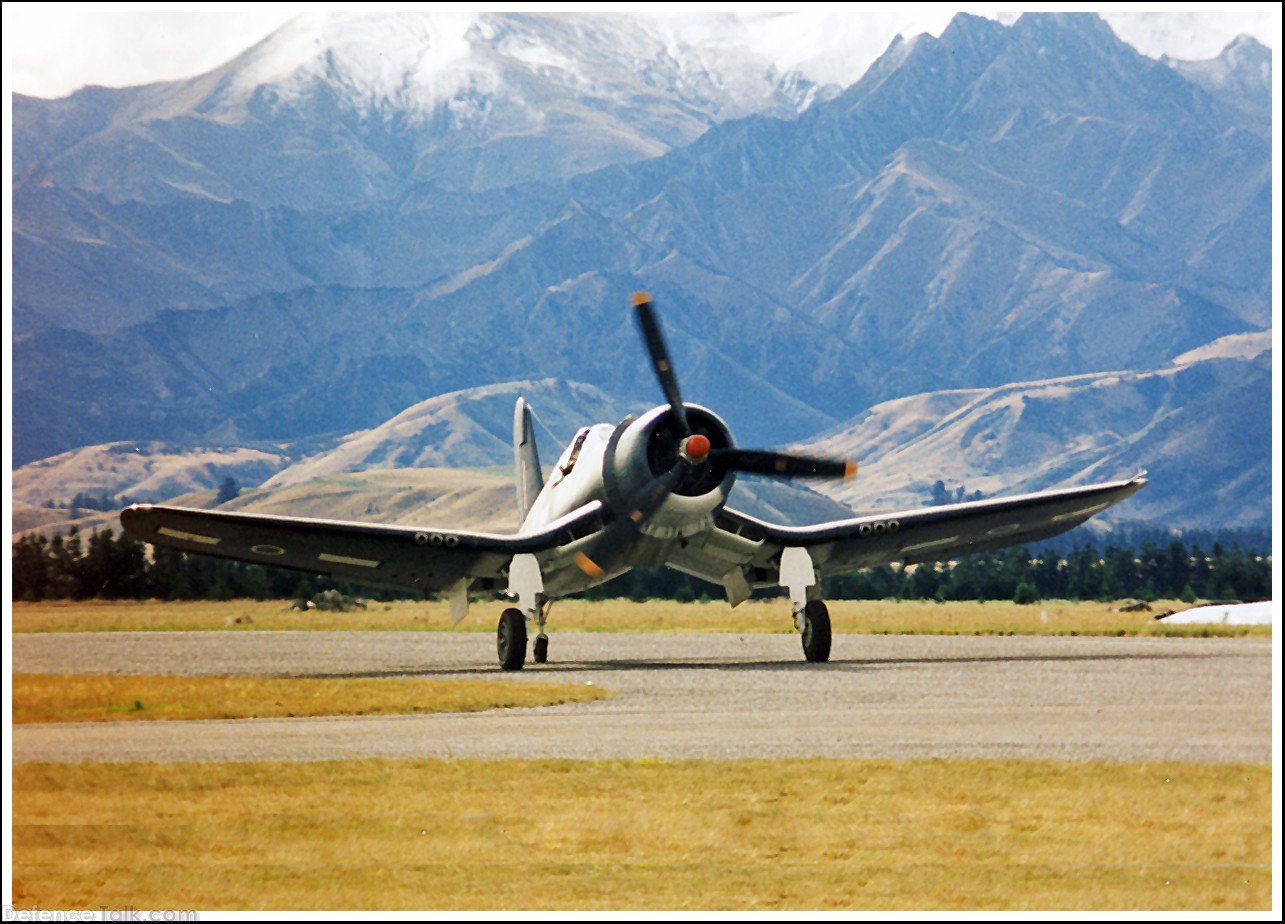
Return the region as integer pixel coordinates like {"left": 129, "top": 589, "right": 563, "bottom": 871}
{"left": 4, "top": 908, "right": 198, "bottom": 923}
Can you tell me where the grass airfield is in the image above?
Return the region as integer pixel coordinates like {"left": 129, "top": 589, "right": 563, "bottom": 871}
{"left": 12, "top": 673, "right": 611, "bottom": 724}
{"left": 12, "top": 758, "right": 1271, "bottom": 911}
{"left": 10, "top": 598, "right": 1274, "bottom": 911}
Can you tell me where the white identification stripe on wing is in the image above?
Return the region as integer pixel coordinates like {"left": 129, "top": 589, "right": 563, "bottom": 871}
{"left": 157, "top": 527, "right": 221, "bottom": 545}
{"left": 1050, "top": 502, "right": 1111, "bottom": 523}
{"left": 986, "top": 524, "right": 1022, "bottom": 537}
{"left": 900, "top": 536, "right": 960, "bottom": 555}
{"left": 318, "top": 552, "right": 381, "bottom": 568}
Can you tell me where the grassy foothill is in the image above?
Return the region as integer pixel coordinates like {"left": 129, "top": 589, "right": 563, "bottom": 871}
{"left": 12, "top": 758, "right": 1271, "bottom": 911}
{"left": 9, "top": 597, "right": 1268, "bottom": 637}
{"left": 12, "top": 673, "right": 611, "bottom": 724}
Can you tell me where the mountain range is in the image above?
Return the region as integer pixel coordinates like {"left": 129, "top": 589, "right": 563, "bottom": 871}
{"left": 805, "top": 331, "right": 1272, "bottom": 528}
{"left": 10, "top": 12, "right": 1274, "bottom": 532}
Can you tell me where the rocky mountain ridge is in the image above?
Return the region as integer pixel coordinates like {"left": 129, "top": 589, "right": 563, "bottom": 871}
{"left": 11, "top": 13, "right": 1273, "bottom": 531}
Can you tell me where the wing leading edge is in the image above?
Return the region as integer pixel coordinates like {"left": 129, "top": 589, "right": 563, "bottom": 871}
{"left": 709, "top": 473, "right": 1147, "bottom": 581}
{"left": 120, "top": 502, "right": 606, "bottom": 597}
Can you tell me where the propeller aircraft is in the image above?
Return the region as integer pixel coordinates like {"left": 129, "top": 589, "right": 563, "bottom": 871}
{"left": 122, "top": 293, "right": 1146, "bottom": 669}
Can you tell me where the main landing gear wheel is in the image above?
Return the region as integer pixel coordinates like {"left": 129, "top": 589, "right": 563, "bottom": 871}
{"left": 497, "top": 607, "right": 527, "bottom": 671}
{"left": 801, "top": 600, "right": 831, "bottom": 663}
{"left": 533, "top": 635, "right": 549, "bottom": 664}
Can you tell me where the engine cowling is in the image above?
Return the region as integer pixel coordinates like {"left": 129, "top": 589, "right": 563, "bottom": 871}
{"left": 605, "top": 404, "right": 736, "bottom": 539}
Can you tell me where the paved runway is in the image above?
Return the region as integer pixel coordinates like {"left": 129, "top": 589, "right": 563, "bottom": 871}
{"left": 12, "top": 631, "right": 1272, "bottom": 764}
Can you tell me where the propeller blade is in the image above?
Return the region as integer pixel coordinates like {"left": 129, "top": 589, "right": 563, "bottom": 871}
{"left": 576, "top": 291, "right": 853, "bottom": 582}
{"left": 712, "top": 448, "right": 857, "bottom": 481}
{"left": 632, "top": 292, "right": 690, "bottom": 435}
{"left": 575, "top": 460, "right": 687, "bottom": 578}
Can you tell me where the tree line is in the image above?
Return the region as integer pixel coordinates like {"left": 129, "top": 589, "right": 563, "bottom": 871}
{"left": 11, "top": 526, "right": 1271, "bottom": 605}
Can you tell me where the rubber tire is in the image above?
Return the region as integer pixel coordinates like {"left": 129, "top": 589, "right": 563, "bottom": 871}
{"left": 533, "top": 635, "right": 549, "bottom": 664}
{"left": 497, "top": 608, "right": 527, "bottom": 671}
{"left": 801, "top": 600, "right": 832, "bottom": 663}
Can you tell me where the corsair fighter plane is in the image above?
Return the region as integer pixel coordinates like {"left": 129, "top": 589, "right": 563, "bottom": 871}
{"left": 122, "top": 294, "right": 1146, "bottom": 669}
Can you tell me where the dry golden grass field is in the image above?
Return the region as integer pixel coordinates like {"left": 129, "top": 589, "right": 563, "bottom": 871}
{"left": 11, "top": 673, "right": 610, "bottom": 724}
{"left": 10, "top": 596, "right": 1268, "bottom": 636}
{"left": 12, "top": 758, "right": 1270, "bottom": 911}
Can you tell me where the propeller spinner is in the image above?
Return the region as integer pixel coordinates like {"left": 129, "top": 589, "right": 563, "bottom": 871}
{"left": 575, "top": 293, "right": 856, "bottom": 577}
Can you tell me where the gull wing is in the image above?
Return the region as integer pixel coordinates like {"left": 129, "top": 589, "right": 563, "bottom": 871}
{"left": 120, "top": 501, "right": 605, "bottom": 596}
{"left": 697, "top": 474, "right": 1147, "bottom": 584}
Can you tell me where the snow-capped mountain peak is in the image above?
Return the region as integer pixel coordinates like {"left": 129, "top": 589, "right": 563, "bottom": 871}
{"left": 213, "top": 11, "right": 823, "bottom": 121}
{"left": 225, "top": 12, "right": 483, "bottom": 114}
{"left": 1162, "top": 33, "right": 1272, "bottom": 129}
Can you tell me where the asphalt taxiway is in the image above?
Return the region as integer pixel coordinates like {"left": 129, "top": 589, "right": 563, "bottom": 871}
{"left": 12, "top": 631, "right": 1272, "bottom": 764}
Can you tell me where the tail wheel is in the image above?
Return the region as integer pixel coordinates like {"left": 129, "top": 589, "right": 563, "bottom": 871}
{"left": 497, "top": 607, "right": 527, "bottom": 670}
{"left": 801, "top": 600, "right": 831, "bottom": 663}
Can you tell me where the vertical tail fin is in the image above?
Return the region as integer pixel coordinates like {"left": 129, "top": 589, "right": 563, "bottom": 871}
{"left": 514, "top": 396, "right": 544, "bottom": 525}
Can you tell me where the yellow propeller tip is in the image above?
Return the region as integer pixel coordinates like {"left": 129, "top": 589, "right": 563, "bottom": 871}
{"left": 844, "top": 460, "right": 859, "bottom": 481}
{"left": 631, "top": 291, "right": 652, "bottom": 307}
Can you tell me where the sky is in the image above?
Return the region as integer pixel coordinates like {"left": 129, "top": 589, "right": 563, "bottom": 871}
{"left": 3, "top": 4, "right": 1280, "bottom": 100}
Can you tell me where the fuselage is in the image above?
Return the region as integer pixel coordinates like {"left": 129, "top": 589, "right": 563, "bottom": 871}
{"left": 520, "top": 423, "right": 615, "bottom": 533}
{"left": 518, "top": 405, "right": 738, "bottom": 594}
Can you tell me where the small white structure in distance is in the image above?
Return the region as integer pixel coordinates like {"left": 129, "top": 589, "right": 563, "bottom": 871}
{"left": 1159, "top": 601, "right": 1275, "bottom": 625}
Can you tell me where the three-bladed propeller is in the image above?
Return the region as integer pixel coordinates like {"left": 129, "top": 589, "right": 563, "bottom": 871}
{"left": 575, "top": 293, "right": 856, "bottom": 576}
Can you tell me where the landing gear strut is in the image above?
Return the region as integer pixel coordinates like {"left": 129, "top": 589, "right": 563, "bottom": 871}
{"left": 780, "top": 546, "right": 831, "bottom": 664}
{"left": 501, "top": 553, "right": 548, "bottom": 670}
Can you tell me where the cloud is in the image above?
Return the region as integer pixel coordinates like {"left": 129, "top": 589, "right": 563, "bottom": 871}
{"left": 1102, "top": 9, "right": 1279, "bottom": 60}
{"left": 6, "top": 8, "right": 295, "bottom": 99}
